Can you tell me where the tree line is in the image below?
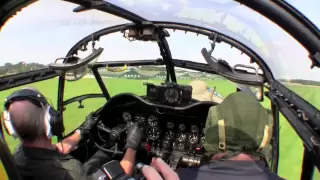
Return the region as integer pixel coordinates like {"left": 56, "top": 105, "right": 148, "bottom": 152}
{"left": 0, "top": 63, "right": 168, "bottom": 76}
{"left": 1, "top": 62, "right": 319, "bottom": 86}
{"left": 279, "top": 79, "right": 320, "bottom": 86}
{"left": 0, "top": 62, "right": 47, "bottom": 75}
{"left": 138, "top": 66, "right": 166, "bottom": 71}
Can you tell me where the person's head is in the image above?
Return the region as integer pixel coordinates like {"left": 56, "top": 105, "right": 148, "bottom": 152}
{"left": 189, "top": 80, "right": 224, "bottom": 103}
{"left": 2, "top": 87, "right": 63, "bottom": 146}
{"left": 203, "top": 91, "right": 273, "bottom": 161}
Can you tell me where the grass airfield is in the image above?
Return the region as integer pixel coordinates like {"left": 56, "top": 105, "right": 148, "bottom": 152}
{"left": 0, "top": 77, "right": 319, "bottom": 180}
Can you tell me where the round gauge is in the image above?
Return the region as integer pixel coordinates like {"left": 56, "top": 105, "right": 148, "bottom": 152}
{"left": 191, "top": 124, "right": 198, "bottom": 133}
{"left": 165, "top": 130, "right": 174, "bottom": 140}
{"left": 164, "top": 88, "right": 180, "bottom": 104}
{"left": 135, "top": 115, "right": 146, "bottom": 124}
{"left": 147, "top": 126, "right": 161, "bottom": 140}
{"left": 178, "top": 123, "right": 186, "bottom": 132}
{"left": 148, "top": 115, "right": 158, "bottom": 127}
{"left": 167, "top": 121, "right": 174, "bottom": 129}
{"left": 189, "top": 134, "right": 198, "bottom": 144}
{"left": 177, "top": 133, "right": 187, "bottom": 143}
{"left": 122, "top": 112, "right": 131, "bottom": 122}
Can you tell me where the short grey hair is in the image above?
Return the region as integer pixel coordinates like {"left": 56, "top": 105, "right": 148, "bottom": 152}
{"left": 9, "top": 100, "right": 46, "bottom": 142}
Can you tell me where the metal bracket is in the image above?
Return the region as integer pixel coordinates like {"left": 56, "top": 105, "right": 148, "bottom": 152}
{"left": 91, "top": 34, "right": 96, "bottom": 51}
{"left": 310, "top": 52, "right": 320, "bottom": 69}
{"left": 208, "top": 33, "right": 218, "bottom": 56}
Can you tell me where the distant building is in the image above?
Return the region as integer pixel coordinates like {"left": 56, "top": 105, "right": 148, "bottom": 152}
{"left": 153, "top": 71, "right": 166, "bottom": 79}
{"left": 178, "top": 73, "right": 192, "bottom": 79}
{"left": 97, "top": 68, "right": 226, "bottom": 81}
{"left": 119, "top": 70, "right": 148, "bottom": 79}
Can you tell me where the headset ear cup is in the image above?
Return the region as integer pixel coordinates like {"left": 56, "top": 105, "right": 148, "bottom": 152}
{"left": 2, "top": 111, "right": 18, "bottom": 139}
{"left": 44, "top": 107, "right": 53, "bottom": 138}
{"left": 47, "top": 107, "right": 64, "bottom": 137}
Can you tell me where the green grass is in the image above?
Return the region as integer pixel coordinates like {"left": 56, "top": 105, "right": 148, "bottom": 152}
{"left": 0, "top": 78, "right": 320, "bottom": 180}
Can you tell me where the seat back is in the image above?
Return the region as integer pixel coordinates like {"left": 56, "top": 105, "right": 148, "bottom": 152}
{"left": 0, "top": 118, "right": 22, "bottom": 180}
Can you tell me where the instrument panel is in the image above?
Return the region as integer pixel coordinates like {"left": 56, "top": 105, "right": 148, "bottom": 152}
{"left": 120, "top": 111, "right": 206, "bottom": 154}
{"left": 96, "top": 96, "right": 215, "bottom": 168}
{"left": 95, "top": 90, "right": 217, "bottom": 168}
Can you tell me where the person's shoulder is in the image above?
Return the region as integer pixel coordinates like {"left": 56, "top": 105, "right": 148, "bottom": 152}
{"left": 61, "top": 169, "right": 94, "bottom": 180}
{"left": 12, "top": 143, "right": 22, "bottom": 155}
{"left": 178, "top": 161, "right": 286, "bottom": 180}
{"left": 53, "top": 157, "right": 84, "bottom": 173}
{"left": 37, "top": 159, "right": 87, "bottom": 180}
{"left": 176, "top": 167, "right": 208, "bottom": 180}
{"left": 13, "top": 144, "right": 25, "bottom": 164}
{"left": 266, "top": 171, "right": 286, "bottom": 180}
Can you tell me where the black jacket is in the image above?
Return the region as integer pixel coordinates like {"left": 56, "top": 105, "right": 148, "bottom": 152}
{"left": 14, "top": 146, "right": 94, "bottom": 180}
{"left": 176, "top": 160, "right": 284, "bottom": 180}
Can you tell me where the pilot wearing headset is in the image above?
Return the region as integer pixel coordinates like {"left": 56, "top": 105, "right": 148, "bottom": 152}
{"left": 2, "top": 87, "right": 144, "bottom": 180}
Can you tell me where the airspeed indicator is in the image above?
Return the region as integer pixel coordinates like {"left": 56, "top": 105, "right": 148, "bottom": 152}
{"left": 147, "top": 126, "right": 161, "bottom": 140}
{"left": 148, "top": 115, "right": 158, "bottom": 127}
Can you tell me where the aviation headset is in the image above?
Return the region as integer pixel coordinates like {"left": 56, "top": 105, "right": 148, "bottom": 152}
{"left": 2, "top": 88, "right": 64, "bottom": 139}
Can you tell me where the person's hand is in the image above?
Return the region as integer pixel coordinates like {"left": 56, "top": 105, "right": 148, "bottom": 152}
{"left": 55, "top": 130, "right": 81, "bottom": 154}
{"left": 125, "top": 123, "right": 143, "bottom": 150}
{"left": 142, "top": 158, "right": 179, "bottom": 180}
{"left": 79, "top": 112, "right": 98, "bottom": 140}
{"left": 55, "top": 139, "right": 77, "bottom": 154}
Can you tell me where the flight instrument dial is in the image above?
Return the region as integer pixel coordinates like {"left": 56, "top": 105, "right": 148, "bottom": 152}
{"left": 164, "top": 88, "right": 180, "bottom": 104}
{"left": 147, "top": 126, "right": 161, "bottom": 140}
{"left": 178, "top": 123, "right": 186, "bottom": 132}
{"left": 148, "top": 115, "right": 158, "bottom": 127}
{"left": 167, "top": 121, "right": 174, "bottom": 129}
{"left": 189, "top": 134, "right": 198, "bottom": 144}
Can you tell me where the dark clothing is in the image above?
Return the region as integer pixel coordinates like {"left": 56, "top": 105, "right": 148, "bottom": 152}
{"left": 176, "top": 160, "right": 284, "bottom": 180}
{"left": 14, "top": 146, "right": 111, "bottom": 180}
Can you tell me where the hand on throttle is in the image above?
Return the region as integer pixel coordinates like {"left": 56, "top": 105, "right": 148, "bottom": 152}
{"left": 79, "top": 112, "right": 98, "bottom": 140}
{"left": 125, "top": 123, "right": 144, "bottom": 150}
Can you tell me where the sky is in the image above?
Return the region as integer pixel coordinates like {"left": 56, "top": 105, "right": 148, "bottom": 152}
{"left": 0, "top": 0, "right": 319, "bottom": 81}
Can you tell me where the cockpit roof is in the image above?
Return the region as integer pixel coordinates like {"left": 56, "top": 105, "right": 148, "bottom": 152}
{"left": 100, "top": 0, "right": 320, "bottom": 81}
{"left": 1, "top": 0, "right": 319, "bottom": 82}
